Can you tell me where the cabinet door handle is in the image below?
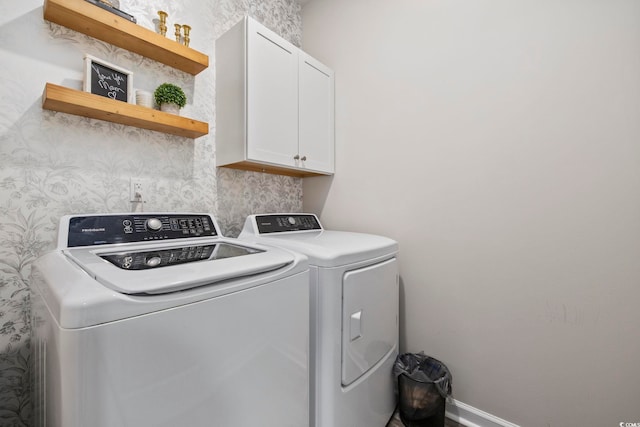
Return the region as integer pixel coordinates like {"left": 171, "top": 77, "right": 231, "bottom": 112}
{"left": 301, "top": 156, "right": 307, "bottom": 161}
{"left": 293, "top": 154, "right": 300, "bottom": 160}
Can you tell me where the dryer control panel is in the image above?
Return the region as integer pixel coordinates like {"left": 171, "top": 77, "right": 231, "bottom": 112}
{"left": 254, "top": 214, "right": 322, "bottom": 234}
{"left": 66, "top": 214, "right": 218, "bottom": 247}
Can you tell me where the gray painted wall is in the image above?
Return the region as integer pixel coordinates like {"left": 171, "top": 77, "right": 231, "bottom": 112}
{"left": 302, "top": 1, "right": 640, "bottom": 426}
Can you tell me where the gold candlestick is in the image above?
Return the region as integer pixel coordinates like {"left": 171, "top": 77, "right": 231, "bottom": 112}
{"left": 157, "top": 11, "right": 168, "bottom": 36}
{"left": 174, "top": 24, "right": 182, "bottom": 42}
{"left": 182, "top": 24, "right": 191, "bottom": 47}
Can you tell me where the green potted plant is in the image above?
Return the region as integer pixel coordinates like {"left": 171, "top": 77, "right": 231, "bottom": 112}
{"left": 154, "top": 82, "right": 187, "bottom": 115}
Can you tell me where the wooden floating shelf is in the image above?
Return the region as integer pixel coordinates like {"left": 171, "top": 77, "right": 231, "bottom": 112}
{"left": 42, "top": 83, "right": 209, "bottom": 138}
{"left": 43, "top": 0, "right": 209, "bottom": 75}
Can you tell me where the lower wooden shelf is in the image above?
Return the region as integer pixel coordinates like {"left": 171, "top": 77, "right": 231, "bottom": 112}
{"left": 42, "top": 83, "right": 209, "bottom": 138}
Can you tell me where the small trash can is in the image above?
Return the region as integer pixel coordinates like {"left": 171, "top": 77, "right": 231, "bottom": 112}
{"left": 393, "top": 353, "right": 452, "bottom": 427}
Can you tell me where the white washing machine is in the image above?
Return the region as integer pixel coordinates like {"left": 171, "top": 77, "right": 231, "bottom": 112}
{"left": 239, "top": 213, "right": 399, "bottom": 427}
{"left": 30, "top": 213, "right": 310, "bottom": 427}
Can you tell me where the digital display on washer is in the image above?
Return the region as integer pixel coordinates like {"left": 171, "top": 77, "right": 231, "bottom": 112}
{"left": 67, "top": 214, "right": 217, "bottom": 247}
{"left": 100, "top": 243, "right": 264, "bottom": 270}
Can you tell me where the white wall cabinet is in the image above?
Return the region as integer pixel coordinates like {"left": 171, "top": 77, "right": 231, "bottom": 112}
{"left": 216, "top": 17, "right": 334, "bottom": 177}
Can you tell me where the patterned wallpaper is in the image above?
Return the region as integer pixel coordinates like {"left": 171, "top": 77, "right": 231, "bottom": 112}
{"left": 0, "top": 0, "right": 302, "bottom": 425}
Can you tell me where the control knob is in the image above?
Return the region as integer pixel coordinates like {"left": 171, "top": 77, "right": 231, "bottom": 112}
{"left": 287, "top": 216, "right": 296, "bottom": 225}
{"left": 146, "top": 218, "right": 163, "bottom": 232}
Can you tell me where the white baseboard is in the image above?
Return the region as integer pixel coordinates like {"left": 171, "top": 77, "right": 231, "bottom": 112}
{"left": 445, "top": 399, "right": 520, "bottom": 427}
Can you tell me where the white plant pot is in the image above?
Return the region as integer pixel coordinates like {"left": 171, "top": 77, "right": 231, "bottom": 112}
{"left": 160, "top": 103, "right": 181, "bottom": 115}
{"left": 135, "top": 90, "right": 153, "bottom": 108}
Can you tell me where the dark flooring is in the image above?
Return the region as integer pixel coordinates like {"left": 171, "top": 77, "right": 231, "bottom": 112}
{"left": 386, "top": 408, "right": 462, "bottom": 427}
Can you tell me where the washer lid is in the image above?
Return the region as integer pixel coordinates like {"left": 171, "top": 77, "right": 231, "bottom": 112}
{"left": 64, "top": 238, "right": 295, "bottom": 294}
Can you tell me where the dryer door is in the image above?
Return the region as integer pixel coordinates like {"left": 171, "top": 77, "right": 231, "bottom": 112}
{"left": 341, "top": 258, "right": 398, "bottom": 386}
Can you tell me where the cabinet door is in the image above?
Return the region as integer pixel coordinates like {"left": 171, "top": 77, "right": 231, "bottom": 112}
{"left": 299, "top": 53, "right": 335, "bottom": 174}
{"left": 247, "top": 19, "right": 299, "bottom": 167}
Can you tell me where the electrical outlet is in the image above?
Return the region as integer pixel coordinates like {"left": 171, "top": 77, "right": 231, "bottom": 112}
{"left": 130, "top": 178, "right": 144, "bottom": 202}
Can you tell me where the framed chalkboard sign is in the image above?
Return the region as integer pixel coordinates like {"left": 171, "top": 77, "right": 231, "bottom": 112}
{"left": 83, "top": 54, "right": 133, "bottom": 103}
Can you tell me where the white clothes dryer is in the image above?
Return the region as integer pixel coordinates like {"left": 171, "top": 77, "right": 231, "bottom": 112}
{"left": 31, "top": 213, "right": 310, "bottom": 427}
{"left": 239, "top": 213, "right": 399, "bottom": 427}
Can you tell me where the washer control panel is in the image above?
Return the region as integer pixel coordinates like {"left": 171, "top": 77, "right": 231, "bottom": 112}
{"left": 255, "top": 214, "right": 322, "bottom": 234}
{"left": 67, "top": 214, "right": 217, "bottom": 247}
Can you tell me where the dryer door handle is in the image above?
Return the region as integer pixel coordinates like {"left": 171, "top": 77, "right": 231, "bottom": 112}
{"left": 350, "top": 311, "right": 362, "bottom": 341}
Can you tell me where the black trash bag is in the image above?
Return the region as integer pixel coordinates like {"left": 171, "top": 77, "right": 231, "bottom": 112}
{"left": 393, "top": 353, "right": 452, "bottom": 426}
